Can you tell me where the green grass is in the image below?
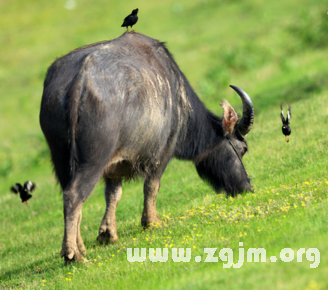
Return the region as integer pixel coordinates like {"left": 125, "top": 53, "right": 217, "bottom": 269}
{"left": 0, "top": 0, "right": 327, "bottom": 289}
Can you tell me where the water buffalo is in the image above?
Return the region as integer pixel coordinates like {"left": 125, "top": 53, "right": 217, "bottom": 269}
{"left": 40, "top": 32, "right": 254, "bottom": 262}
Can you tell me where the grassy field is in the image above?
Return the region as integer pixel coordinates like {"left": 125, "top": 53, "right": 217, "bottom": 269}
{"left": 0, "top": 0, "right": 327, "bottom": 289}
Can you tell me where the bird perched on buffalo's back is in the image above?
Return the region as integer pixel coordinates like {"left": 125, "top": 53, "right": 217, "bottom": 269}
{"left": 121, "top": 8, "right": 139, "bottom": 32}
{"left": 10, "top": 181, "right": 36, "bottom": 204}
{"left": 280, "top": 104, "right": 291, "bottom": 142}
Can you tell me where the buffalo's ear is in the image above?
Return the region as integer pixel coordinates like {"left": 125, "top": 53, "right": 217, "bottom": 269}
{"left": 220, "top": 100, "right": 238, "bottom": 135}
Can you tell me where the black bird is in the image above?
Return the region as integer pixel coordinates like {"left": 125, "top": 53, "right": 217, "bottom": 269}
{"left": 121, "top": 8, "right": 139, "bottom": 32}
{"left": 280, "top": 104, "right": 291, "bottom": 142}
{"left": 10, "top": 181, "right": 36, "bottom": 204}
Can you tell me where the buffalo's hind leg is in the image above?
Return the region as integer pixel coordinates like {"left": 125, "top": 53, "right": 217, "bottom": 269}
{"left": 97, "top": 178, "right": 122, "bottom": 244}
{"left": 61, "top": 169, "right": 103, "bottom": 263}
{"left": 76, "top": 209, "right": 86, "bottom": 255}
{"left": 61, "top": 193, "right": 83, "bottom": 263}
{"left": 141, "top": 177, "right": 162, "bottom": 227}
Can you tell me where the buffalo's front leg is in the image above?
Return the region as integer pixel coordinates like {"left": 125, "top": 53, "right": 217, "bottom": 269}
{"left": 141, "top": 178, "right": 162, "bottom": 227}
{"left": 97, "top": 178, "right": 122, "bottom": 244}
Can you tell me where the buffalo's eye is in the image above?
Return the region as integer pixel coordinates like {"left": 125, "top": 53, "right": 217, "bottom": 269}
{"left": 243, "top": 146, "right": 248, "bottom": 154}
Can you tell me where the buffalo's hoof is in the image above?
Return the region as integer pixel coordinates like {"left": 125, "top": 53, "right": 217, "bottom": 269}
{"left": 97, "top": 229, "right": 119, "bottom": 244}
{"left": 141, "top": 215, "right": 163, "bottom": 228}
{"left": 61, "top": 247, "right": 83, "bottom": 264}
{"left": 77, "top": 242, "right": 86, "bottom": 256}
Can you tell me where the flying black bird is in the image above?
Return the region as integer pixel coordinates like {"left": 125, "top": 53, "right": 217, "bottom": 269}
{"left": 121, "top": 8, "right": 139, "bottom": 32}
{"left": 280, "top": 104, "right": 291, "bottom": 142}
{"left": 10, "top": 181, "right": 36, "bottom": 204}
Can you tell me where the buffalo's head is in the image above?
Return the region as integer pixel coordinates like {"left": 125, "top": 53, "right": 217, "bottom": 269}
{"left": 196, "top": 85, "right": 254, "bottom": 196}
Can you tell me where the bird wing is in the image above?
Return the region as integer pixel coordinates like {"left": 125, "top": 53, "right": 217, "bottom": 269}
{"left": 122, "top": 14, "right": 132, "bottom": 26}
{"left": 24, "top": 181, "right": 36, "bottom": 192}
{"left": 287, "top": 105, "right": 291, "bottom": 124}
{"left": 280, "top": 104, "right": 286, "bottom": 124}
{"left": 10, "top": 183, "right": 22, "bottom": 194}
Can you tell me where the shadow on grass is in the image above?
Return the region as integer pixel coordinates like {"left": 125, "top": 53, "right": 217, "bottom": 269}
{"left": 253, "top": 72, "right": 328, "bottom": 113}
{"left": 0, "top": 253, "right": 62, "bottom": 286}
{"left": 0, "top": 226, "right": 140, "bottom": 287}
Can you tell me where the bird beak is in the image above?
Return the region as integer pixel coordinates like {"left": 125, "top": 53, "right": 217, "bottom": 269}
{"left": 23, "top": 201, "right": 28, "bottom": 205}
{"left": 285, "top": 136, "right": 289, "bottom": 143}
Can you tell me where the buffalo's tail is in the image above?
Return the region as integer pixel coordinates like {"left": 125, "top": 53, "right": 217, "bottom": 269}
{"left": 65, "top": 71, "right": 85, "bottom": 188}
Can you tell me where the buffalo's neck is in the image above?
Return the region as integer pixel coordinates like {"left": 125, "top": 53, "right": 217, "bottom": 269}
{"left": 174, "top": 95, "right": 224, "bottom": 161}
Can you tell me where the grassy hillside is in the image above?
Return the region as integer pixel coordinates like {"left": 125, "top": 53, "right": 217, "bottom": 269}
{"left": 0, "top": 0, "right": 327, "bottom": 289}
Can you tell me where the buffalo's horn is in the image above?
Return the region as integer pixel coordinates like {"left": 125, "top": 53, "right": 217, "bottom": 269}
{"left": 229, "top": 85, "right": 254, "bottom": 140}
